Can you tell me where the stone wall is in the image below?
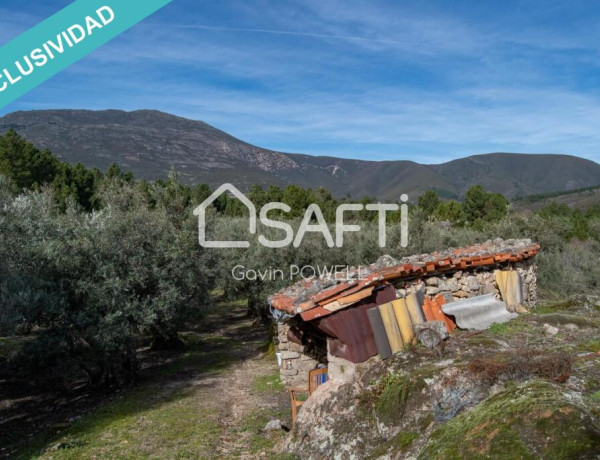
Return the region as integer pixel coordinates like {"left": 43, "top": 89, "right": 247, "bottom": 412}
{"left": 276, "top": 322, "right": 324, "bottom": 387}
{"left": 396, "top": 260, "right": 537, "bottom": 309}
{"left": 276, "top": 261, "right": 538, "bottom": 387}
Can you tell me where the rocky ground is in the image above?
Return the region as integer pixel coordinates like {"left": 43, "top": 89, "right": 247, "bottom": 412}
{"left": 282, "top": 295, "right": 600, "bottom": 459}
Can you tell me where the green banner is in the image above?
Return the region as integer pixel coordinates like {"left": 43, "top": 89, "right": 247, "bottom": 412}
{"left": 0, "top": 0, "right": 173, "bottom": 109}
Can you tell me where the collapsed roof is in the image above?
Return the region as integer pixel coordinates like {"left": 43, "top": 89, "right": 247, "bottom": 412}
{"left": 269, "top": 238, "right": 540, "bottom": 321}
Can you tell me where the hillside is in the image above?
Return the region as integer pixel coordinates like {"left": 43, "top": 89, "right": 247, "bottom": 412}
{"left": 1, "top": 109, "right": 600, "bottom": 200}
{"left": 513, "top": 185, "right": 600, "bottom": 212}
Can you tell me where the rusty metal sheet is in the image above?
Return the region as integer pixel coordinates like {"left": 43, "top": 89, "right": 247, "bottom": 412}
{"left": 311, "top": 284, "right": 396, "bottom": 363}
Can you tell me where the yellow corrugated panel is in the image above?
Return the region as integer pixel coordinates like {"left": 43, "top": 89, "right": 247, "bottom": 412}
{"left": 392, "top": 299, "right": 416, "bottom": 345}
{"left": 378, "top": 302, "right": 404, "bottom": 353}
{"left": 495, "top": 270, "right": 522, "bottom": 307}
{"left": 405, "top": 293, "right": 425, "bottom": 325}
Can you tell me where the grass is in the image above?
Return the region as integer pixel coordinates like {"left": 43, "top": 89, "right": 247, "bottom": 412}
{"left": 26, "top": 388, "right": 222, "bottom": 459}
{"left": 11, "top": 299, "right": 289, "bottom": 459}
{"left": 577, "top": 338, "right": 600, "bottom": 353}
{"left": 18, "top": 335, "right": 232, "bottom": 459}
{"left": 421, "top": 380, "right": 600, "bottom": 459}
{"left": 253, "top": 372, "right": 285, "bottom": 393}
{"left": 486, "top": 319, "right": 528, "bottom": 336}
{"left": 0, "top": 336, "right": 32, "bottom": 359}
{"left": 238, "top": 407, "right": 290, "bottom": 457}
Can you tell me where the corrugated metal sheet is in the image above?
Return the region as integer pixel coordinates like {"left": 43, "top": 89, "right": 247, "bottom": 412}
{"left": 392, "top": 299, "right": 416, "bottom": 345}
{"left": 406, "top": 293, "right": 425, "bottom": 325}
{"left": 495, "top": 270, "right": 523, "bottom": 307}
{"left": 441, "top": 294, "right": 517, "bottom": 330}
{"left": 379, "top": 302, "right": 404, "bottom": 353}
{"left": 311, "top": 285, "right": 396, "bottom": 363}
{"left": 432, "top": 294, "right": 457, "bottom": 333}
{"left": 367, "top": 306, "right": 392, "bottom": 359}
{"left": 422, "top": 297, "right": 437, "bottom": 322}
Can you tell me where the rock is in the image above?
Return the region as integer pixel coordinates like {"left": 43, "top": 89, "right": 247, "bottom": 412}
{"left": 426, "top": 277, "right": 439, "bottom": 286}
{"left": 426, "top": 286, "right": 440, "bottom": 295}
{"left": 414, "top": 321, "right": 448, "bottom": 348}
{"left": 439, "top": 277, "right": 459, "bottom": 292}
{"left": 281, "top": 369, "right": 298, "bottom": 376}
{"left": 421, "top": 381, "right": 600, "bottom": 459}
{"left": 428, "top": 367, "right": 490, "bottom": 421}
{"left": 543, "top": 323, "right": 559, "bottom": 336}
{"left": 483, "top": 283, "right": 496, "bottom": 295}
{"left": 263, "top": 419, "right": 284, "bottom": 432}
{"left": 565, "top": 323, "right": 579, "bottom": 332}
{"left": 465, "top": 277, "right": 480, "bottom": 291}
{"left": 280, "top": 351, "right": 300, "bottom": 359}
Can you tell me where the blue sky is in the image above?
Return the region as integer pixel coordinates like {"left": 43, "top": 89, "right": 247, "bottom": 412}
{"left": 1, "top": 0, "right": 600, "bottom": 163}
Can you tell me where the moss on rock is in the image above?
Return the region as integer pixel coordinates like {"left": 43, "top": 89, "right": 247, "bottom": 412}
{"left": 421, "top": 380, "right": 600, "bottom": 460}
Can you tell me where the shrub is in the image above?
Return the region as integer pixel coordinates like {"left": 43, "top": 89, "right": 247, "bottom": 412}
{"left": 0, "top": 181, "right": 214, "bottom": 387}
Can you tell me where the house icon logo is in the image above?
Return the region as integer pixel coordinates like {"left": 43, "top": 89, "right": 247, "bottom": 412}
{"left": 193, "top": 183, "right": 256, "bottom": 248}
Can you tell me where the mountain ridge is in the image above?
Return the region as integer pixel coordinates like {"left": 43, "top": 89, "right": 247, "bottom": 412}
{"left": 1, "top": 109, "right": 599, "bottom": 200}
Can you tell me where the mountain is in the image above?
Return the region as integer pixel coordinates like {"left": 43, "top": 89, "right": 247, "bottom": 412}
{"left": 1, "top": 109, "right": 600, "bottom": 200}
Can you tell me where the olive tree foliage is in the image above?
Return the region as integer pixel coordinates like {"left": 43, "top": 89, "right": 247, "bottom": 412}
{"left": 0, "top": 177, "right": 214, "bottom": 387}
{"left": 206, "top": 201, "right": 600, "bottom": 320}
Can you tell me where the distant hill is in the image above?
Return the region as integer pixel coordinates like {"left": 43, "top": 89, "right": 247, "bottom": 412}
{"left": 512, "top": 185, "right": 600, "bottom": 212}
{"left": 1, "top": 109, "right": 600, "bottom": 200}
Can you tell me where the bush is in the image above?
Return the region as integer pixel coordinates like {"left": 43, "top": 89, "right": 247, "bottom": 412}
{"left": 0, "top": 181, "right": 214, "bottom": 387}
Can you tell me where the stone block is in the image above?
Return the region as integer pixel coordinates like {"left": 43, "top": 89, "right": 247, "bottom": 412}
{"left": 281, "top": 351, "right": 300, "bottom": 359}
{"left": 281, "top": 369, "right": 298, "bottom": 376}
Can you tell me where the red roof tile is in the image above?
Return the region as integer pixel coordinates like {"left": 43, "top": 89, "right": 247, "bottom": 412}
{"left": 269, "top": 239, "right": 541, "bottom": 315}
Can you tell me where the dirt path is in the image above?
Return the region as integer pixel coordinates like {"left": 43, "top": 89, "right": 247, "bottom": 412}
{"left": 190, "top": 302, "right": 290, "bottom": 459}
{"left": 1, "top": 300, "right": 291, "bottom": 459}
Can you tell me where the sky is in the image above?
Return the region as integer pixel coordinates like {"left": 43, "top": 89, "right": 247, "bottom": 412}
{"left": 1, "top": 0, "right": 600, "bottom": 164}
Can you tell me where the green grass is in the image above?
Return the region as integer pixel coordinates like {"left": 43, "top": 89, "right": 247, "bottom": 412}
{"left": 13, "top": 299, "right": 280, "bottom": 459}
{"left": 16, "top": 334, "right": 234, "bottom": 459}
{"left": 577, "top": 338, "right": 600, "bottom": 353}
{"left": 22, "top": 387, "right": 221, "bottom": 459}
{"left": 0, "top": 336, "right": 32, "bottom": 359}
{"left": 253, "top": 372, "right": 285, "bottom": 393}
{"left": 486, "top": 319, "right": 528, "bottom": 336}
{"left": 238, "top": 407, "right": 290, "bottom": 457}
{"left": 421, "top": 380, "right": 600, "bottom": 459}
